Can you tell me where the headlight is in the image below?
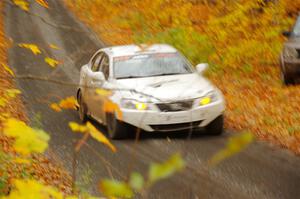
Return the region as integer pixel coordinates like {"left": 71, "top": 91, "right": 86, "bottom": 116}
{"left": 284, "top": 46, "right": 298, "bottom": 59}
{"left": 121, "top": 99, "right": 150, "bottom": 110}
{"left": 199, "top": 91, "right": 218, "bottom": 106}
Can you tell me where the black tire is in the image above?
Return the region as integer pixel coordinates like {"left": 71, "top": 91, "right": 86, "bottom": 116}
{"left": 280, "top": 57, "right": 295, "bottom": 86}
{"left": 206, "top": 115, "right": 224, "bottom": 135}
{"left": 106, "top": 113, "right": 130, "bottom": 139}
{"left": 281, "top": 70, "right": 295, "bottom": 85}
{"left": 78, "top": 91, "right": 88, "bottom": 123}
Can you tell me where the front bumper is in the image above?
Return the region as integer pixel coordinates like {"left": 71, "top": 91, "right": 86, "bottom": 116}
{"left": 119, "top": 100, "right": 225, "bottom": 132}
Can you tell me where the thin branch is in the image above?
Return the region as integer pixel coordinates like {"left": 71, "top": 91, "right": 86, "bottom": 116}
{"left": 83, "top": 142, "right": 126, "bottom": 180}
{"left": 1, "top": 74, "right": 165, "bottom": 101}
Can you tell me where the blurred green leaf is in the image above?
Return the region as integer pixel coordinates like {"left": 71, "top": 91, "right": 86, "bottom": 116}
{"left": 99, "top": 179, "right": 133, "bottom": 198}
{"left": 134, "top": 27, "right": 214, "bottom": 65}
{"left": 129, "top": 172, "right": 144, "bottom": 191}
{"left": 209, "top": 132, "right": 254, "bottom": 166}
{"left": 148, "top": 153, "right": 185, "bottom": 184}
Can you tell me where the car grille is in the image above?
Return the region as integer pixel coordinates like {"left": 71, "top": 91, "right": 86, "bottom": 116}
{"left": 150, "top": 120, "right": 203, "bottom": 132}
{"left": 156, "top": 100, "right": 194, "bottom": 112}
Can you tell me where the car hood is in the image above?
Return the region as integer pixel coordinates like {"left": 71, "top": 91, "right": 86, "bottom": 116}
{"left": 114, "top": 73, "right": 214, "bottom": 101}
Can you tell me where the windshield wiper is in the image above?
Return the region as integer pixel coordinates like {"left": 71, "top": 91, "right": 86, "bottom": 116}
{"left": 149, "top": 73, "right": 184, "bottom": 77}
{"left": 117, "top": 75, "right": 148, "bottom": 79}
{"left": 117, "top": 73, "right": 185, "bottom": 79}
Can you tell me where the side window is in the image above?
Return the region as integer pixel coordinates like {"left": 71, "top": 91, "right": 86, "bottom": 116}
{"left": 91, "top": 52, "right": 103, "bottom": 72}
{"left": 99, "top": 54, "right": 110, "bottom": 80}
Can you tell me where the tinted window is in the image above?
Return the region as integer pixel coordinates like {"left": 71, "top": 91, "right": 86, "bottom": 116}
{"left": 99, "top": 55, "right": 109, "bottom": 79}
{"left": 91, "top": 53, "right": 103, "bottom": 72}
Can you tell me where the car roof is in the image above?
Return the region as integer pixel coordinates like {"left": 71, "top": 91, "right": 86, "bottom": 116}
{"left": 101, "top": 44, "right": 178, "bottom": 57}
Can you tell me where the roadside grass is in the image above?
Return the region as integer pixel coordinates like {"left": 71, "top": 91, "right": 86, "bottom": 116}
{"left": 0, "top": 1, "right": 72, "bottom": 196}
{"left": 64, "top": 0, "right": 300, "bottom": 154}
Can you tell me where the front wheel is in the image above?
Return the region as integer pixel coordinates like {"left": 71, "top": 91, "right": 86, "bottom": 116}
{"left": 106, "top": 113, "right": 131, "bottom": 139}
{"left": 280, "top": 58, "right": 295, "bottom": 86}
{"left": 206, "top": 115, "right": 224, "bottom": 135}
{"left": 78, "top": 92, "right": 88, "bottom": 123}
{"left": 281, "top": 70, "right": 295, "bottom": 85}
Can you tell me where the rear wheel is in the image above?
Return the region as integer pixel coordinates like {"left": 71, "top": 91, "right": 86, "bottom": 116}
{"left": 206, "top": 115, "right": 224, "bottom": 135}
{"left": 78, "top": 92, "right": 88, "bottom": 123}
{"left": 106, "top": 113, "right": 130, "bottom": 139}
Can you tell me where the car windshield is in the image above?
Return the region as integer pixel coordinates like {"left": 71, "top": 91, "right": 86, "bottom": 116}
{"left": 113, "top": 53, "right": 193, "bottom": 79}
{"left": 293, "top": 16, "right": 300, "bottom": 37}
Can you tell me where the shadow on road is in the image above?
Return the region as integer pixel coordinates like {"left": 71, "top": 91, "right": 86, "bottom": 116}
{"left": 88, "top": 117, "right": 230, "bottom": 142}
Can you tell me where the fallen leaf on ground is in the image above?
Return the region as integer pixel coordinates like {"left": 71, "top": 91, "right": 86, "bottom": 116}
{"left": 6, "top": 89, "right": 21, "bottom": 98}
{"left": 49, "top": 44, "right": 60, "bottom": 50}
{"left": 13, "top": 158, "right": 31, "bottom": 165}
{"left": 18, "top": 43, "right": 41, "bottom": 55}
{"left": 45, "top": 57, "right": 59, "bottom": 68}
{"left": 35, "top": 0, "right": 49, "bottom": 8}
{"left": 13, "top": 0, "right": 29, "bottom": 11}
{"left": 1, "top": 63, "right": 15, "bottom": 76}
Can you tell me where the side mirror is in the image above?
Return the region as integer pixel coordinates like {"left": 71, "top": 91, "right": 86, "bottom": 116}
{"left": 282, "top": 31, "right": 291, "bottom": 38}
{"left": 91, "top": 71, "right": 105, "bottom": 85}
{"left": 196, "top": 63, "right": 208, "bottom": 74}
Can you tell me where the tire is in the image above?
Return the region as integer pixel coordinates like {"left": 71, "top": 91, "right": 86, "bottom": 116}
{"left": 281, "top": 70, "right": 295, "bottom": 85}
{"left": 106, "top": 113, "right": 130, "bottom": 139}
{"left": 280, "top": 57, "right": 295, "bottom": 86}
{"left": 78, "top": 91, "right": 88, "bottom": 123}
{"left": 206, "top": 115, "right": 224, "bottom": 135}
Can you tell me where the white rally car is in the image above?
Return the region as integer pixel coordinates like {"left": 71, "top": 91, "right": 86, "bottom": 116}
{"left": 77, "top": 44, "right": 225, "bottom": 139}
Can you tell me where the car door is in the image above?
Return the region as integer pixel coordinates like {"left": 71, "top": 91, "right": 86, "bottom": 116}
{"left": 89, "top": 53, "right": 110, "bottom": 123}
{"left": 85, "top": 52, "right": 104, "bottom": 115}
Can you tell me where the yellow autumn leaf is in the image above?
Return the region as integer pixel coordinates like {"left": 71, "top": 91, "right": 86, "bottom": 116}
{"left": 0, "top": 89, "right": 21, "bottom": 108}
{"left": 68, "top": 121, "right": 117, "bottom": 152}
{"left": 6, "top": 89, "right": 21, "bottom": 98}
{"left": 49, "top": 44, "right": 60, "bottom": 50}
{"left": 209, "top": 132, "right": 254, "bottom": 166}
{"left": 18, "top": 43, "right": 41, "bottom": 55}
{"left": 0, "top": 97, "right": 8, "bottom": 107}
{"left": 1, "top": 63, "right": 15, "bottom": 76}
{"left": 96, "top": 89, "right": 112, "bottom": 97}
{"left": 6, "top": 179, "right": 63, "bottom": 199}
{"left": 86, "top": 122, "right": 117, "bottom": 152}
{"left": 0, "top": 113, "right": 11, "bottom": 121}
{"left": 13, "top": 158, "right": 31, "bottom": 165}
{"left": 59, "top": 96, "right": 77, "bottom": 110}
{"left": 3, "top": 118, "right": 50, "bottom": 156}
{"left": 13, "top": 0, "right": 29, "bottom": 11}
{"left": 45, "top": 57, "right": 59, "bottom": 68}
{"left": 35, "top": 0, "right": 49, "bottom": 8}
{"left": 103, "top": 100, "right": 122, "bottom": 120}
{"left": 69, "top": 122, "right": 88, "bottom": 133}
{"left": 50, "top": 103, "right": 62, "bottom": 112}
